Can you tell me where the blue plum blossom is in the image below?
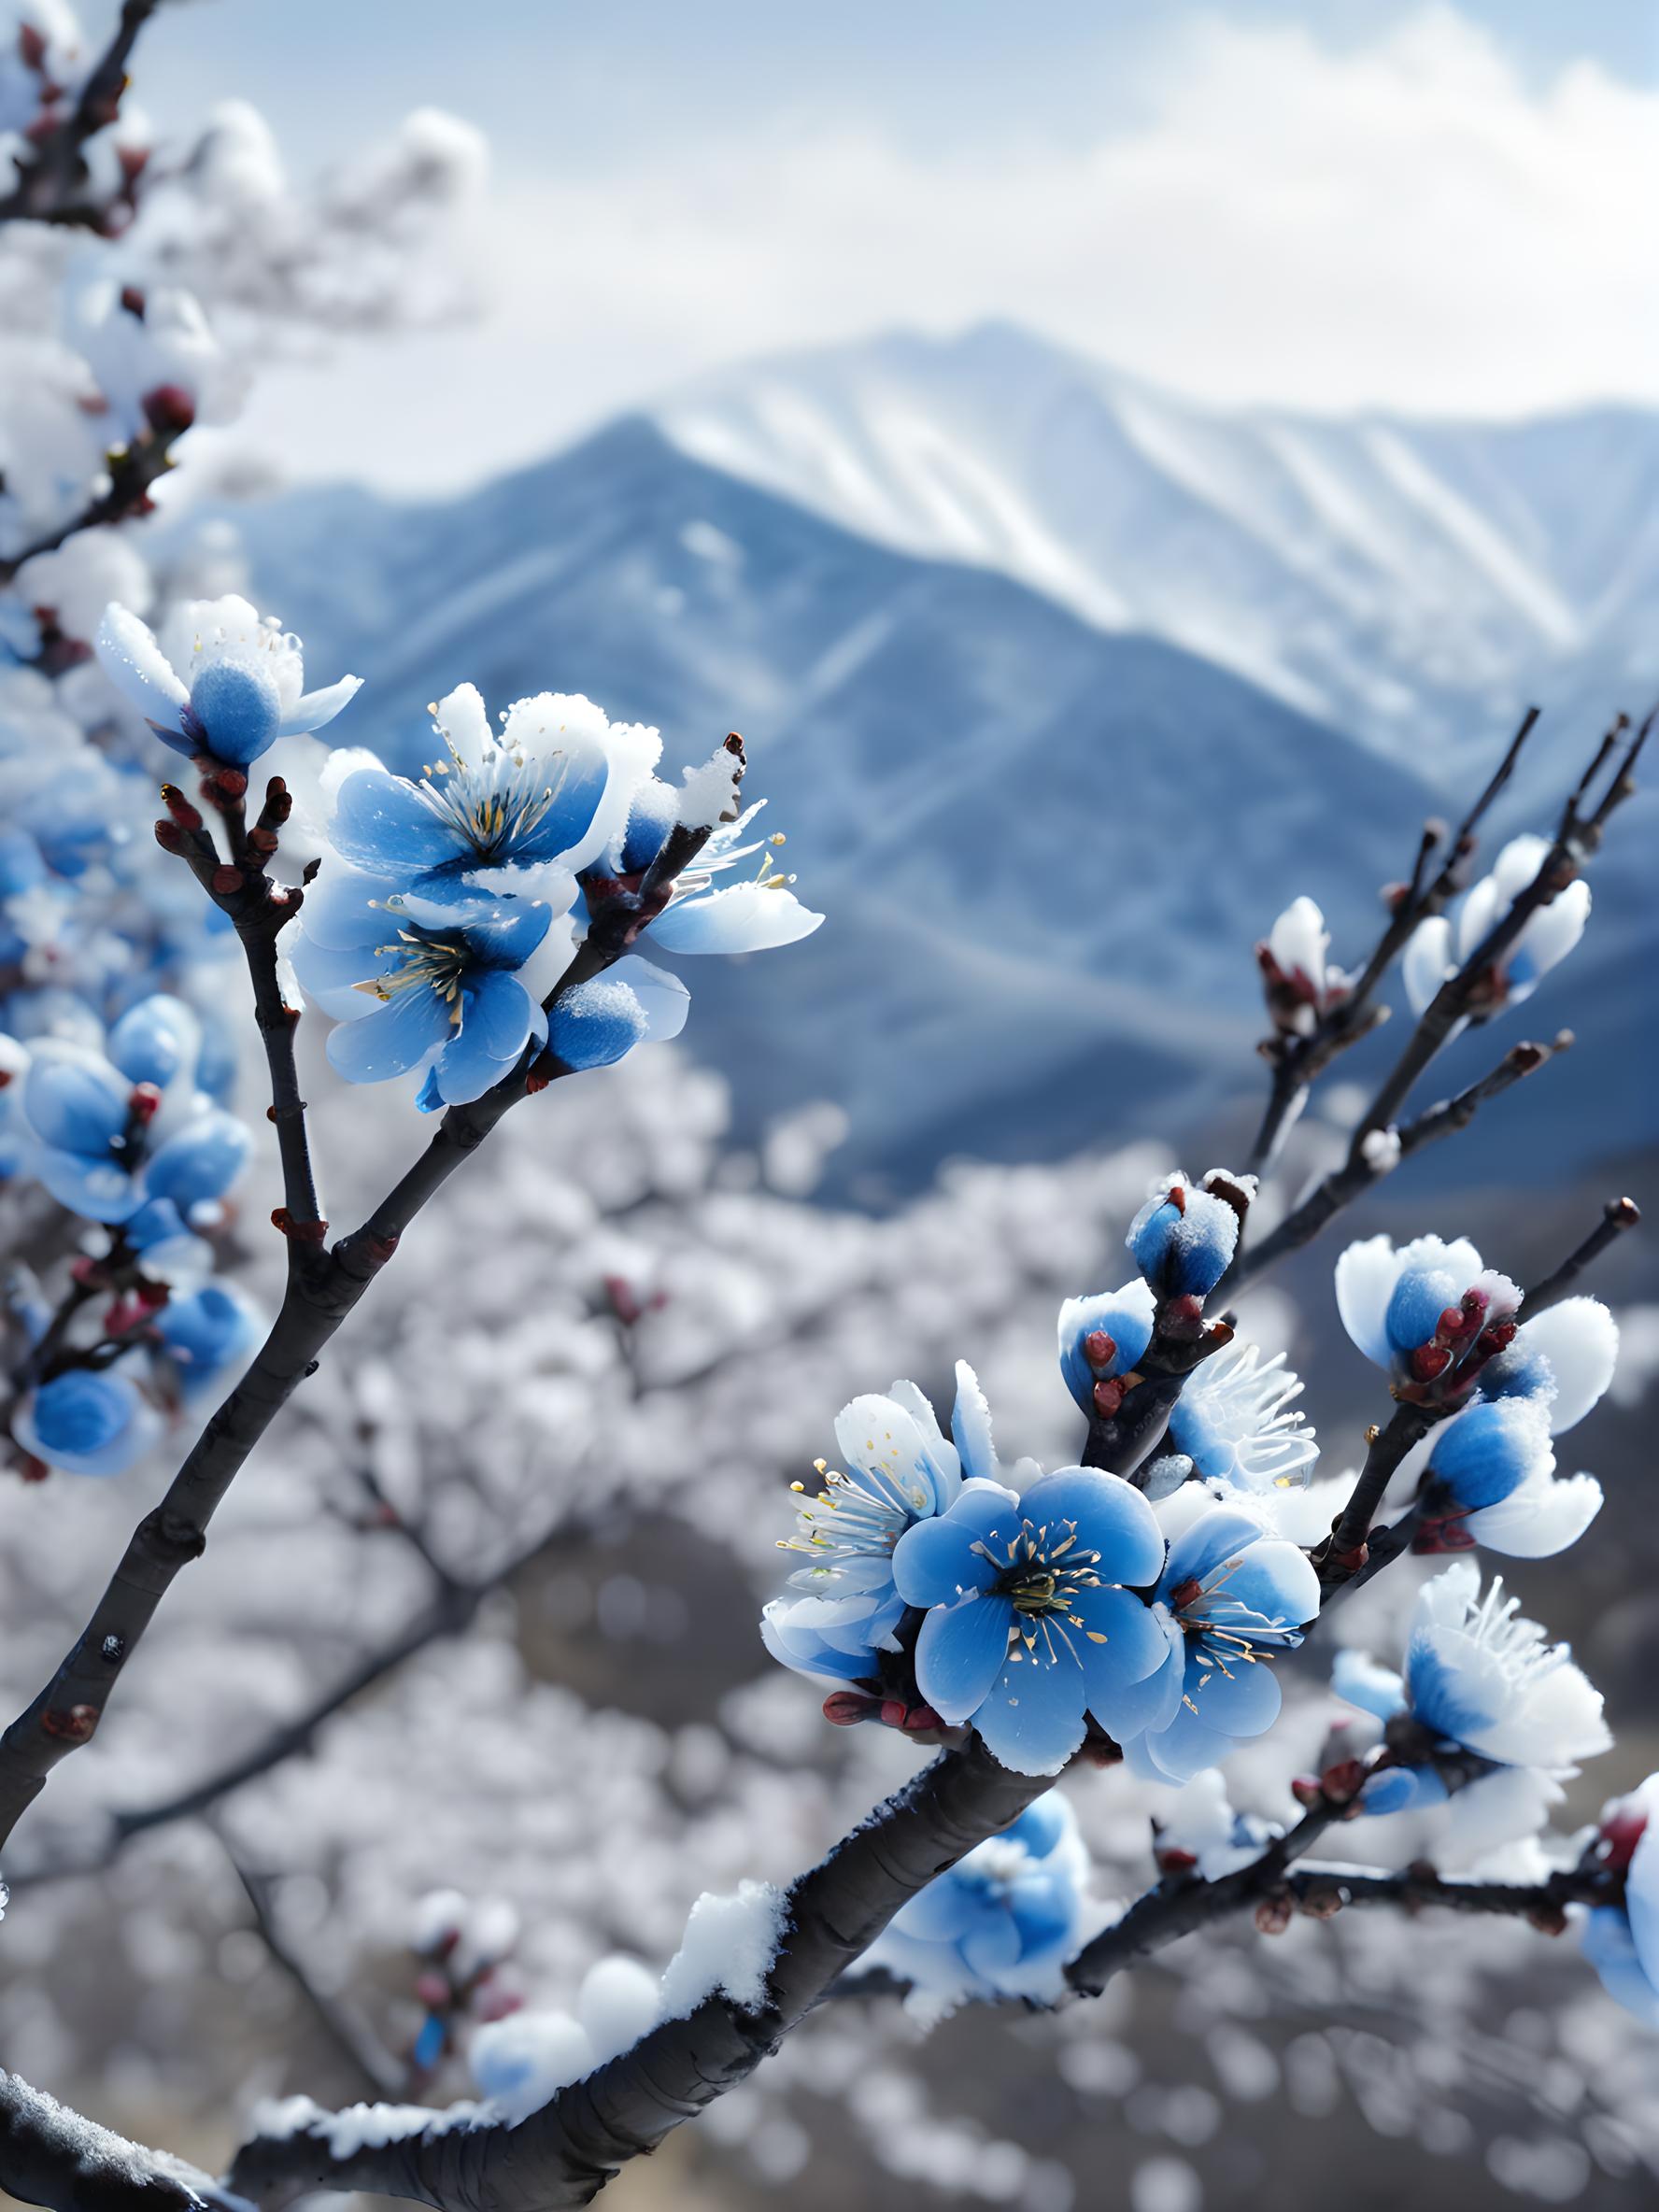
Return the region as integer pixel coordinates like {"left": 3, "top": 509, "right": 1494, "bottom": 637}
{"left": 607, "top": 773, "right": 823, "bottom": 957}
{"left": 1335, "top": 1231, "right": 1520, "bottom": 1389}
{"left": 17, "top": 999, "right": 249, "bottom": 1223}
{"left": 96, "top": 595, "right": 361, "bottom": 768}
{"left": 1582, "top": 1778, "right": 1659, "bottom": 2031}
{"left": 1056, "top": 1281, "right": 1156, "bottom": 1413}
{"left": 10, "top": 1366, "right": 162, "bottom": 1479}
{"left": 1402, "top": 833, "right": 1590, "bottom": 1021}
{"left": 1166, "top": 1340, "right": 1317, "bottom": 1494}
{"left": 861, "top": 1794, "right": 1093, "bottom": 2018}
{"left": 760, "top": 1362, "right": 996, "bottom": 1685}
{"left": 1384, "top": 1297, "right": 1616, "bottom": 1559}
{"left": 323, "top": 685, "right": 657, "bottom": 912}
{"left": 0, "top": 1031, "right": 31, "bottom": 1178}
{"left": 1113, "top": 1506, "right": 1321, "bottom": 1786}
{"left": 1333, "top": 1561, "right": 1609, "bottom": 1816}
{"left": 288, "top": 872, "right": 564, "bottom": 1111}
{"left": 156, "top": 1283, "right": 263, "bottom": 1402}
{"left": 1126, "top": 1172, "right": 1243, "bottom": 1300}
{"left": 890, "top": 1465, "right": 1170, "bottom": 1775}
{"left": 546, "top": 961, "right": 689, "bottom": 1072}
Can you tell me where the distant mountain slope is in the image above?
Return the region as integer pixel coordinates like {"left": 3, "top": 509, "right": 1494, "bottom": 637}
{"left": 234, "top": 416, "right": 1470, "bottom": 1195}
{"left": 653, "top": 323, "right": 1659, "bottom": 776}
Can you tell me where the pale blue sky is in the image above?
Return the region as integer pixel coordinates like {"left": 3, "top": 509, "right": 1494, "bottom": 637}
{"left": 116, "top": 2, "right": 1659, "bottom": 490}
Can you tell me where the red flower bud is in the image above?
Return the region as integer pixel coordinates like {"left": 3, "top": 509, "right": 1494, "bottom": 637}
{"left": 821, "top": 1691, "right": 880, "bottom": 1728}
{"left": 1319, "top": 1757, "right": 1367, "bottom": 1806}
{"left": 1411, "top": 1342, "right": 1452, "bottom": 1383}
{"left": 210, "top": 865, "right": 245, "bottom": 896}
{"left": 1092, "top": 1375, "right": 1127, "bottom": 1418}
{"left": 141, "top": 382, "right": 196, "bottom": 436}
{"left": 1084, "top": 1328, "right": 1117, "bottom": 1371}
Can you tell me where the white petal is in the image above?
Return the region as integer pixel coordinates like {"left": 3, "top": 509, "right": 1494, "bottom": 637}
{"left": 1464, "top": 1470, "right": 1603, "bottom": 1559}
{"left": 1401, "top": 915, "right": 1453, "bottom": 1015}
{"left": 1515, "top": 1298, "right": 1619, "bottom": 1433}
{"left": 606, "top": 954, "right": 690, "bottom": 1043}
{"left": 1333, "top": 1234, "right": 1399, "bottom": 1368}
{"left": 651, "top": 882, "right": 824, "bottom": 955}
{"left": 95, "top": 604, "right": 188, "bottom": 724}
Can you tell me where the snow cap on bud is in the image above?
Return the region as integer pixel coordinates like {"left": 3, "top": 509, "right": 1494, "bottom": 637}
{"left": 675, "top": 730, "right": 745, "bottom": 831}
{"left": 1126, "top": 1170, "right": 1247, "bottom": 1300}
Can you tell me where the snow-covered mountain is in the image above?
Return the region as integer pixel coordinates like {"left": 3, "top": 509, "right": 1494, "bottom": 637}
{"left": 230, "top": 333, "right": 1654, "bottom": 1195}
{"left": 654, "top": 323, "right": 1659, "bottom": 774}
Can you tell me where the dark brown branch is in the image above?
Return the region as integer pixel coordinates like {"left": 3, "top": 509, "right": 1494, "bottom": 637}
{"left": 213, "top": 1823, "right": 406, "bottom": 2099}
{"left": 0, "top": 796, "right": 735, "bottom": 1855}
{"left": 3, "top": 1507, "right": 594, "bottom": 1892}
{"left": 1229, "top": 726, "right": 1644, "bottom": 1293}
{"left": 1242, "top": 708, "right": 1541, "bottom": 1177}
{"left": 1520, "top": 1196, "right": 1641, "bottom": 1320}
{"left": 0, "top": 0, "right": 161, "bottom": 232}
{"left": 0, "top": 2068, "right": 246, "bottom": 2212}
{"left": 0, "top": 428, "right": 180, "bottom": 588}
{"left": 227, "top": 1739, "right": 1053, "bottom": 2211}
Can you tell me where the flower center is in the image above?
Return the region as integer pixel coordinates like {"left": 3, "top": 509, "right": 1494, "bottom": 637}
{"left": 357, "top": 929, "right": 469, "bottom": 1027}
{"left": 417, "top": 745, "right": 568, "bottom": 863}
{"left": 1007, "top": 1567, "right": 1058, "bottom": 1615}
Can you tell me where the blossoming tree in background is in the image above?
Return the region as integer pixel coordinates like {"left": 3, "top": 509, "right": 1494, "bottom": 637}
{"left": 0, "top": 7, "right": 1656, "bottom": 2211}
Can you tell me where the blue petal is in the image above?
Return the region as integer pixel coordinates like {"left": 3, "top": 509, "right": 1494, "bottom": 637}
{"left": 106, "top": 996, "right": 197, "bottom": 1089}
{"left": 34, "top": 1145, "right": 141, "bottom": 1223}
{"left": 508, "top": 753, "right": 611, "bottom": 864}
{"left": 431, "top": 976, "right": 536, "bottom": 1104}
{"left": 1093, "top": 1641, "right": 1185, "bottom": 1743}
{"left": 295, "top": 869, "right": 404, "bottom": 952}
{"left": 329, "top": 771, "right": 468, "bottom": 875}
{"left": 22, "top": 1046, "right": 127, "bottom": 1155}
{"left": 326, "top": 988, "right": 449, "bottom": 1083}
{"left": 1180, "top": 1645, "right": 1283, "bottom": 1737}
{"left": 1357, "top": 1765, "right": 1447, "bottom": 1817}
{"left": 893, "top": 1488, "right": 1017, "bottom": 1607}
{"left": 143, "top": 1109, "right": 252, "bottom": 1209}
{"left": 547, "top": 978, "right": 649, "bottom": 1072}
{"left": 190, "top": 659, "right": 282, "bottom": 767}
{"left": 1057, "top": 1283, "right": 1156, "bottom": 1410}
{"left": 289, "top": 931, "right": 383, "bottom": 1019}
{"left": 1431, "top": 1401, "right": 1548, "bottom": 1510}
{"left": 1583, "top": 1909, "right": 1659, "bottom": 2030}
{"left": 1069, "top": 1586, "right": 1175, "bottom": 1730}
{"left": 21, "top": 1369, "right": 148, "bottom": 1477}
{"left": 950, "top": 1361, "right": 1000, "bottom": 1486}
{"left": 915, "top": 1595, "right": 1016, "bottom": 1724}
{"left": 619, "top": 778, "right": 676, "bottom": 872}
{"left": 1018, "top": 1467, "right": 1166, "bottom": 1589}
{"left": 1003, "top": 1797, "right": 1068, "bottom": 1860}
{"left": 1331, "top": 1648, "right": 1407, "bottom": 1723}
{"left": 1161, "top": 1507, "right": 1269, "bottom": 1597}
{"left": 455, "top": 898, "right": 553, "bottom": 971}
{"left": 1384, "top": 1265, "right": 1457, "bottom": 1355}
{"left": 1196, "top": 1537, "right": 1320, "bottom": 1637}
{"left": 971, "top": 1657, "right": 1090, "bottom": 1777}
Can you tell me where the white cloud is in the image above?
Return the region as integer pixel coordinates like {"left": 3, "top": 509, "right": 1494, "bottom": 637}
{"left": 226, "top": 7, "right": 1659, "bottom": 490}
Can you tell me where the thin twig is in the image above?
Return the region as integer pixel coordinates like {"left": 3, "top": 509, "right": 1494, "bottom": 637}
{"left": 211, "top": 1819, "right": 406, "bottom": 2099}
{"left": 1520, "top": 1196, "right": 1641, "bottom": 1320}
{"left": 0, "top": 788, "right": 736, "bottom": 1854}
